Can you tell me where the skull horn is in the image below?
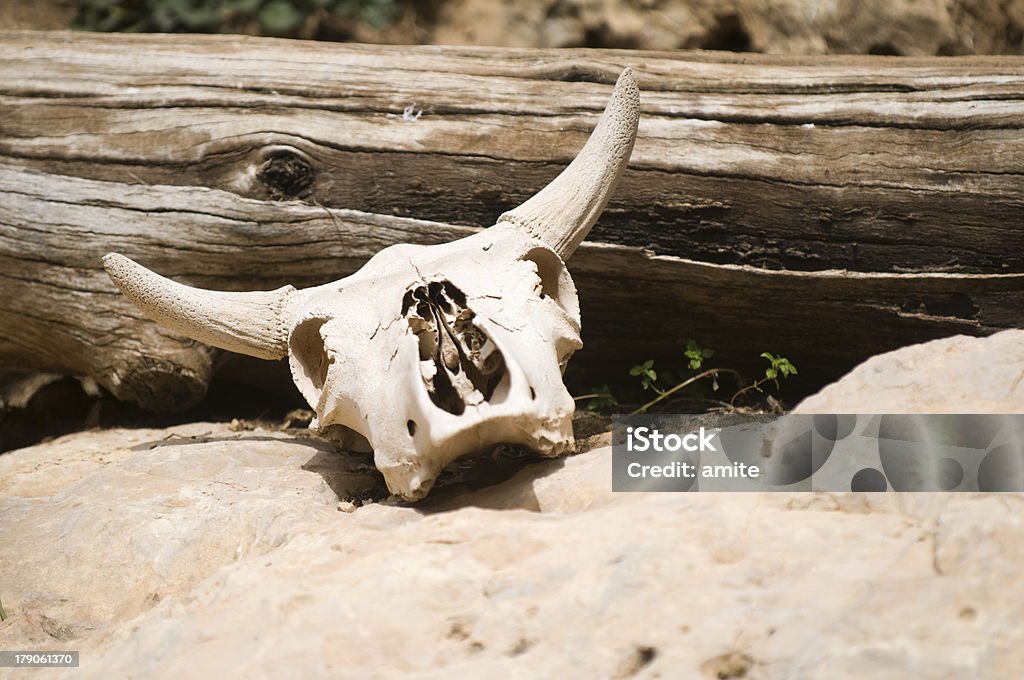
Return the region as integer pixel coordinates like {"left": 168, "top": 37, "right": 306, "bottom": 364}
{"left": 102, "top": 253, "right": 294, "bottom": 360}
{"left": 496, "top": 67, "right": 640, "bottom": 260}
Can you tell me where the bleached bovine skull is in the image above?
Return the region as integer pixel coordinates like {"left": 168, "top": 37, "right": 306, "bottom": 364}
{"left": 104, "top": 69, "right": 640, "bottom": 500}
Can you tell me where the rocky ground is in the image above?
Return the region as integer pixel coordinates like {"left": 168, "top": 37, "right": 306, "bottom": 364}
{"left": 426, "top": 0, "right": 1024, "bottom": 55}
{"left": 2, "top": 6, "right": 1023, "bottom": 674}
{"left": 4, "top": 0, "right": 1024, "bottom": 56}
{"left": 1, "top": 331, "right": 1022, "bottom": 678}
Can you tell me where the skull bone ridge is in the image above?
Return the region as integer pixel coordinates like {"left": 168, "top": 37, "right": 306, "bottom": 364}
{"left": 104, "top": 69, "right": 640, "bottom": 500}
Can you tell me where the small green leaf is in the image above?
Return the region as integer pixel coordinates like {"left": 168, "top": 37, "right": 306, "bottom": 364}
{"left": 630, "top": 360, "right": 658, "bottom": 390}
{"left": 360, "top": 0, "right": 400, "bottom": 29}
{"left": 226, "top": 0, "right": 262, "bottom": 11}
{"left": 258, "top": 0, "right": 306, "bottom": 34}
{"left": 760, "top": 352, "right": 797, "bottom": 383}
{"left": 684, "top": 340, "right": 713, "bottom": 371}
{"left": 630, "top": 362, "right": 653, "bottom": 390}
{"left": 150, "top": 5, "right": 178, "bottom": 31}
{"left": 583, "top": 385, "right": 617, "bottom": 411}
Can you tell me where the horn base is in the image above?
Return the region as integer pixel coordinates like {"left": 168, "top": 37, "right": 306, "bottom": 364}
{"left": 103, "top": 253, "right": 293, "bottom": 360}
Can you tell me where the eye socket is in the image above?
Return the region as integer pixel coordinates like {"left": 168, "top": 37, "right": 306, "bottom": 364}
{"left": 289, "top": 316, "right": 332, "bottom": 405}
{"left": 520, "top": 246, "right": 579, "bottom": 319}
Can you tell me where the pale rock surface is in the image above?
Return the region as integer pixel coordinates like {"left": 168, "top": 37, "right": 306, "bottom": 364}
{"left": 431, "top": 0, "right": 1024, "bottom": 56}
{"left": 795, "top": 329, "right": 1024, "bottom": 413}
{"left": 3, "top": 0, "right": 1024, "bottom": 56}
{"left": 2, "top": 413, "right": 1023, "bottom": 678}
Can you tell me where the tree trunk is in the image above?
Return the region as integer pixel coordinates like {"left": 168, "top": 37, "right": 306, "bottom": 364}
{"left": 1, "top": 32, "right": 1022, "bottom": 409}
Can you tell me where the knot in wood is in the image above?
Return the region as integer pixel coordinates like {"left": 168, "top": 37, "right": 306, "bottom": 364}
{"left": 257, "top": 148, "right": 314, "bottom": 200}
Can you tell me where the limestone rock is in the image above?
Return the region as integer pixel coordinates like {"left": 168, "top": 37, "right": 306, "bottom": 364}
{"left": 795, "top": 329, "right": 1024, "bottom": 413}
{"left": 0, "top": 424, "right": 378, "bottom": 648}
{"left": 5, "top": 0, "right": 1024, "bottom": 56}
{"left": 430, "top": 0, "right": 1024, "bottom": 56}
{"left": 2, "top": 420, "right": 1023, "bottom": 678}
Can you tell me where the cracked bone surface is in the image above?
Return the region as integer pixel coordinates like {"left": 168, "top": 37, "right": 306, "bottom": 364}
{"left": 104, "top": 69, "right": 640, "bottom": 500}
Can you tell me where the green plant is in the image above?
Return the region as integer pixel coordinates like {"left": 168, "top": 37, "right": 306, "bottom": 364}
{"left": 727, "top": 352, "right": 798, "bottom": 406}
{"left": 573, "top": 384, "right": 618, "bottom": 412}
{"left": 334, "top": 0, "right": 400, "bottom": 28}
{"left": 72, "top": 0, "right": 403, "bottom": 36}
{"left": 684, "top": 339, "right": 714, "bottom": 371}
{"left": 618, "top": 341, "right": 798, "bottom": 415}
{"left": 628, "top": 359, "right": 658, "bottom": 392}
{"left": 761, "top": 352, "right": 798, "bottom": 381}
{"left": 630, "top": 365, "right": 734, "bottom": 415}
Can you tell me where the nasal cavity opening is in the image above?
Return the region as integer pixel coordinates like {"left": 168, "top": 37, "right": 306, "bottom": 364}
{"left": 404, "top": 280, "right": 507, "bottom": 416}
{"left": 289, "top": 317, "right": 332, "bottom": 404}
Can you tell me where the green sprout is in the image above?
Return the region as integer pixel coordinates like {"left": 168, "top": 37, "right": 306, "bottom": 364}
{"left": 629, "top": 359, "right": 659, "bottom": 392}
{"left": 684, "top": 339, "right": 714, "bottom": 371}
{"left": 761, "top": 352, "right": 798, "bottom": 382}
{"left": 573, "top": 385, "right": 618, "bottom": 412}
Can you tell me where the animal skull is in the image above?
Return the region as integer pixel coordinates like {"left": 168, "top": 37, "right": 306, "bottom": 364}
{"left": 104, "top": 69, "right": 640, "bottom": 500}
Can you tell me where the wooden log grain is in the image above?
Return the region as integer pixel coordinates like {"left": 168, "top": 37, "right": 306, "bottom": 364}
{"left": 3, "top": 162, "right": 1021, "bottom": 409}
{"left": 1, "top": 32, "right": 1023, "bottom": 409}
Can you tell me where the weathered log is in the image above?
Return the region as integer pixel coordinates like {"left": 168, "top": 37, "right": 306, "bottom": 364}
{"left": 2, "top": 162, "right": 1021, "bottom": 409}
{"left": 1, "top": 32, "right": 1023, "bottom": 409}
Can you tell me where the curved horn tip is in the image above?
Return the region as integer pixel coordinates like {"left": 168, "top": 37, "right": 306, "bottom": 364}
{"left": 616, "top": 67, "right": 638, "bottom": 94}
{"left": 595, "top": 68, "right": 641, "bottom": 172}
{"left": 101, "top": 252, "right": 292, "bottom": 361}
{"left": 103, "top": 252, "right": 127, "bottom": 273}
{"left": 103, "top": 252, "right": 158, "bottom": 297}
{"left": 608, "top": 67, "right": 641, "bottom": 128}
{"left": 103, "top": 252, "right": 136, "bottom": 282}
{"left": 495, "top": 65, "right": 641, "bottom": 260}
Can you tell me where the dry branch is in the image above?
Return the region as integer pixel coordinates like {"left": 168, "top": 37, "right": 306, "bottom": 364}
{"left": 1, "top": 32, "right": 1022, "bottom": 409}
